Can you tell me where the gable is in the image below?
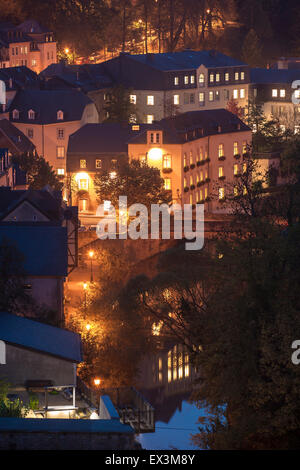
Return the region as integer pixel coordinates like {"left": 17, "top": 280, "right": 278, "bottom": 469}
{"left": 3, "top": 200, "right": 50, "bottom": 222}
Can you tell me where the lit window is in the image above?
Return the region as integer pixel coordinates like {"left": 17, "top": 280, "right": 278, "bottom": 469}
{"left": 225, "top": 72, "right": 229, "bottom": 81}
{"left": 234, "top": 142, "right": 239, "bottom": 155}
{"left": 164, "top": 178, "right": 171, "bottom": 190}
{"left": 209, "top": 73, "right": 214, "bottom": 83}
{"left": 173, "top": 94, "right": 179, "bottom": 105}
{"left": 199, "top": 92, "right": 205, "bottom": 105}
{"left": 218, "top": 166, "right": 224, "bottom": 178}
{"left": 189, "top": 194, "right": 193, "bottom": 205}
{"left": 130, "top": 94, "right": 136, "bottom": 104}
{"left": 272, "top": 89, "right": 278, "bottom": 98}
{"left": 184, "top": 76, "right": 189, "bottom": 84}
{"left": 129, "top": 114, "right": 137, "bottom": 123}
{"left": 216, "top": 73, "right": 220, "bottom": 82}
{"left": 234, "top": 163, "right": 239, "bottom": 175}
{"left": 57, "top": 168, "right": 64, "bottom": 175}
{"left": 218, "top": 144, "right": 224, "bottom": 158}
{"left": 95, "top": 159, "right": 102, "bottom": 169}
{"left": 147, "top": 95, "right": 154, "bottom": 105}
{"left": 80, "top": 159, "right": 86, "bottom": 168}
{"left": 280, "top": 89, "right": 286, "bottom": 98}
{"left": 199, "top": 73, "right": 205, "bottom": 86}
{"left": 219, "top": 187, "right": 225, "bottom": 200}
{"left": 57, "top": 110, "right": 64, "bottom": 120}
{"left": 28, "top": 109, "right": 35, "bottom": 120}
{"left": 57, "top": 146, "right": 65, "bottom": 158}
{"left": 233, "top": 89, "right": 238, "bottom": 99}
{"left": 204, "top": 187, "right": 208, "bottom": 199}
{"left": 242, "top": 141, "right": 247, "bottom": 154}
{"left": 241, "top": 71, "right": 245, "bottom": 80}
{"left": 174, "top": 76, "right": 179, "bottom": 85}
{"left": 79, "top": 179, "right": 88, "bottom": 190}
{"left": 234, "top": 186, "right": 239, "bottom": 197}
{"left": 209, "top": 91, "right": 214, "bottom": 101}
{"left": 243, "top": 162, "right": 247, "bottom": 174}
{"left": 190, "top": 75, "right": 195, "bottom": 84}
{"left": 150, "top": 132, "right": 160, "bottom": 143}
{"left": 163, "top": 154, "right": 172, "bottom": 169}
{"left": 147, "top": 114, "right": 154, "bottom": 124}
{"left": 240, "top": 89, "right": 245, "bottom": 99}
{"left": 32, "top": 59, "right": 37, "bottom": 67}
{"left": 235, "top": 72, "right": 239, "bottom": 81}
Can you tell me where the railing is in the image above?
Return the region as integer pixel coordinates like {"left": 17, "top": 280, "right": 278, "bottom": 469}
{"left": 99, "top": 387, "right": 155, "bottom": 433}
{"left": 76, "top": 376, "right": 98, "bottom": 408}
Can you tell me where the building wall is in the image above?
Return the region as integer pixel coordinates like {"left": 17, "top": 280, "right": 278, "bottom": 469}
{"left": 3, "top": 202, "right": 50, "bottom": 222}
{"left": 8, "top": 41, "right": 57, "bottom": 74}
{"left": 13, "top": 102, "right": 99, "bottom": 174}
{"left": 129, "top": 129, "right": 252, "bottom": 213}
{"left": 25, "top": 277, "right": 64, "bottom": 322}
{"left": 0, "top": 343, "right": 76, "bottom": 388}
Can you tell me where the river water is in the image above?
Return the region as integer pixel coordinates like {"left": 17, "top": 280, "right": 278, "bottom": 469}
{"left": 135, "top": 342, "right": 204, "bottom": 450}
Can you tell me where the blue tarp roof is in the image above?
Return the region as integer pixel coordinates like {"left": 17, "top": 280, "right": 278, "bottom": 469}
{"left": 0, "top": 312, "right": 82, "bottom": 362}
{"left": 0, "top": 225, "right": 68, "bottom": 277}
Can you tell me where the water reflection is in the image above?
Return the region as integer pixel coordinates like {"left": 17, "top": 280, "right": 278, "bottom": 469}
{"left": 136, "top": 342, "right": 202, "bottom": 450}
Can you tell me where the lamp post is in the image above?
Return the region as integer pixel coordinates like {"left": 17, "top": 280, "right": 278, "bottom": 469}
{"left": 88, "top": 250, "right": 94, "bottom": 283}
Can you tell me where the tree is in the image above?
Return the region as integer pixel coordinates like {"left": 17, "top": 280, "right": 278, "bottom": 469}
{"left": 241, "top": 29, "right": 263, "bottom": 67}
{"left": 0, "top": 238, "right": 33, "bottom": 315}
{"left": 13, "top": 151, "right": 63, "bottom": 191}
{"left": 66, "top": 245, "right": 152, "bottom": 388}
{"left": 226, "top": 97, "right": 244, "bottom": 119}
{"left": 104, "top": 85, "right": 138, "bottom": 123}
{"left": 94, "top": 159, "right": 172, "bottom": 209}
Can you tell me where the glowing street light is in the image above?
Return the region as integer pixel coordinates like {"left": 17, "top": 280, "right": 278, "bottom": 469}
{"left": 64, "top": 47, "right": 70, "bottom": 54}
{"left": 86, "top": 323, "right": 91, "bottom": 331}
{"left": 94, "top": 378, "right": 101, "bottom": 386}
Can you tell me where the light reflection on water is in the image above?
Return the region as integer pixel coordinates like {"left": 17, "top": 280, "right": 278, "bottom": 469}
{"left": 135, "top": 343, "right": 205, "bottom": 450}
{"left": 137, "top": 400, "right": 204, "bottom": 450}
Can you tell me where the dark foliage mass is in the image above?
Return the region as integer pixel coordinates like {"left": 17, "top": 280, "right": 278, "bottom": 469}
{"left": 0, "top": 0, "right": 298, "bottom": 63}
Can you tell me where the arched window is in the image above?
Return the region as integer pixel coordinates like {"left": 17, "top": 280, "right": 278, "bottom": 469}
{"left": 0, "top": 340, "right": 6, "bottom": 364}
{"left": 28, "top": 109, "right": 35, "bottom": 120}
{"left": 12, "top": 109, "right": 19, "bottom": 119}
{"left": 57, "top": 110, "right": 64, "bottom": 120}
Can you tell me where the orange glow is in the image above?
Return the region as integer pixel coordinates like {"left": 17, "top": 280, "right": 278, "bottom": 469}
{"left": 86, "top": 323, "right": 91, "bottom": 331}
{"left": 89, "top": 250, "right": 94, "bottom": 258}
{"left": 83, "top": 282, "right": 88, "bottom": 290}
{"left": 94, "top": 378, "right": 101, "bottom": 386}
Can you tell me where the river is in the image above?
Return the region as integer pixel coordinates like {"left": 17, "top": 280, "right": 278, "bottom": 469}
{"left": 135, "top": 342, "right": 204, "bottom": 450}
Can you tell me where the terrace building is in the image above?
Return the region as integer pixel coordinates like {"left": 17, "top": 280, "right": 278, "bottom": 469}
{"left": 100, "top": 50, "right": 250, "bottom": 124}
{"left": 7, "top": 89, "right": 99, "bottom": 184}
{"left": 0, "top": 20, "right": 57, "bottom": 74}
{"left": 67, "top": 109, "right": 252, "bottom": 215}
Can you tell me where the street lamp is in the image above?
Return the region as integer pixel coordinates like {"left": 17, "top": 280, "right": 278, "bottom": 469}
{"left": 88, "top": 250, "right": 94, "bottom": 282}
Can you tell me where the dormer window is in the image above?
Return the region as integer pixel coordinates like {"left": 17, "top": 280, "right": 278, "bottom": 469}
{"left": 28, "top": 109, "right": 35, "bottom": 120}
{"left": 12, "top": 109, "right": 19, "bottom": 120}
{"left": 57, "top": 110, "right": 64, "bottom": 120}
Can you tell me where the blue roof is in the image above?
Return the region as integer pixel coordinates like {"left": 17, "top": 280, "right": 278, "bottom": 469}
{"left": 0, "top": 418, "right": 133, "bottom": 433}
{"left": 0, "top": 225, "right": 68, "bottom": 276}
{"left": 128, "top": 50, "right": 246, "bottom": 71}
{"left": 0, "top": 312, "right": 82, "bottom": 362}
{"left": 251, "top": 68, "right": 300, "bottom": 84}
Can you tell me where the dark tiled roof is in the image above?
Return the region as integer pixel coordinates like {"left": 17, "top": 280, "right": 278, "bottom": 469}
{"left": 0, "top": 66, "right": 39, "bottom": 92}
{"left": 0, "top": 312, "right": 82, "bottom": 362}
{"left": 0, "top": 224, "right": 68, "bottom": 276}
{"left": 67, "top": 123, "right": 155, "bottom": 155}
{"left": 0, "top": 119, "right": 35, "bottom": 154}
{"left": 17, "top": 20, "right": 52, "bottom": 35}
{"left": 40, "top": 63, "right": 113, "bottom": 92}
{"left": 126, "top": 50, "right": 246, "bottom": 71}
{"left": 0, "top": 187, "right": 63, "bottom": 221}
{"left": 251, "top": 68, "right": 300, "bottom": 84}
{"left": 9, "top": 89, "right": 93, "bottom": 124}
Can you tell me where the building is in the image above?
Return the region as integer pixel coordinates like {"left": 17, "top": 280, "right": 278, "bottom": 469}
{"left": 0, "top": 66, "right": 39, "bottom": 111}
{"left": 0, "top": 187, "right": 79, "bottom": 323}
{"left": 100, "top": 50, "right": 250, "bottom": 123}
{"left": 0, "top": 311, "right": 82, "bottom": 393}
{"left": 7, "top": 89, "right": 99, "bottom": 181}
{"left": 250, "top": 68, "right": 300, "bottom": 133}
{"left": 67, "top": 122, "right": 152, "bottom": 213}
{"left": 67, "top": 109, "right": 252, "bottom": 214}
{"left": 0, "top": 20, "right": 57, "bottom": 74}
{"left": 40, "top": 62, "right": 113, "bottom": 122}
{"left": 0, "top": 119, "right": 35, "bottom": 189}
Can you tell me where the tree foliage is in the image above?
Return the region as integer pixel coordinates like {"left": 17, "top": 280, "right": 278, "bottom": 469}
{"left": 14, "top": 151, "right": 63, "bottom": 191}
{"left": 94, "top": 159, "right": 172, "bottom": 208}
